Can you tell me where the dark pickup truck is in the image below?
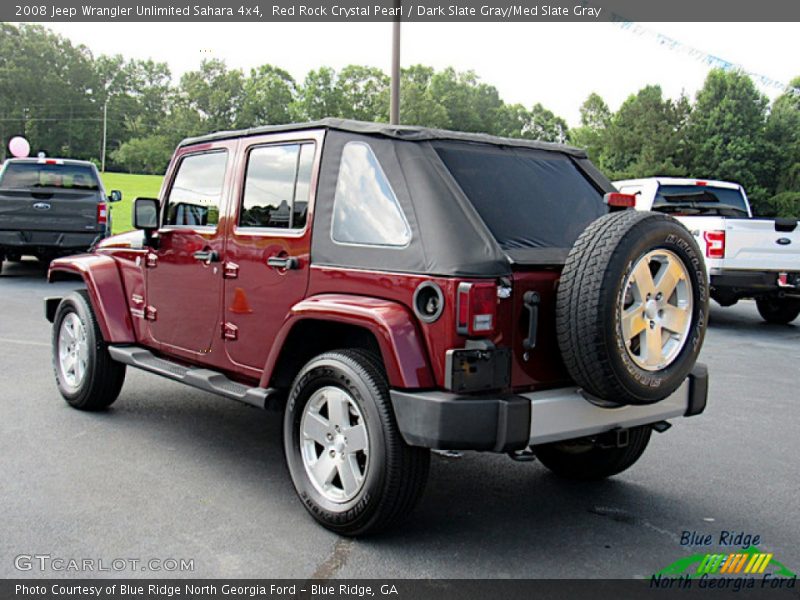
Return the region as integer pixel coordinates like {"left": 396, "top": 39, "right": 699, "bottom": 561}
{"left": 0, "top": 157, "right": 121, "bottom": 273}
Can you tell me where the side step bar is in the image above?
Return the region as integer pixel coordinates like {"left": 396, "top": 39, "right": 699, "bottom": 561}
{"left": 108, "top": 346, "right": 276, "bottom": 409}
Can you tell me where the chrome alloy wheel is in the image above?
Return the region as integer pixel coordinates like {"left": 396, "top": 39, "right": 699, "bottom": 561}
{"left": 57, "top": 312, "right": 89, "bottom": 390}
{"left": 300, "top": 386, "right": 370, "bottom": 503}
{"left": 620, "top": 249, "right": 693, "bottom": 371}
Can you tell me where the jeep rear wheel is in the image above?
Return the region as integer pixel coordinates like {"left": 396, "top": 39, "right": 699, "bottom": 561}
{"left": 52, "top": 290, "right": 126, "bottom": 410}
{"left": 283, "top": 350, "right": 430, "bottom": 536}
{"left": 556, "top": 211, "right": 708, "bottom": 405}
{"left": 756, "top": 296, "right": 800, "bottom": 325}
{"left": 534, "top": 426, "right": 652, "bottom": 480}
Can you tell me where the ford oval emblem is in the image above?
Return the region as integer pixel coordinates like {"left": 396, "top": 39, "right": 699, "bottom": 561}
{"left": 32, "top": 202, "right": 51, "bottom": 211}
{"left": 776, "top": 237, "right": 792, "bottom": 246}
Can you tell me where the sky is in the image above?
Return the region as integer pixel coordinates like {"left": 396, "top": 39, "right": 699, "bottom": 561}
{"left": 44, "top": 22, "right": 800, "bottom": 126}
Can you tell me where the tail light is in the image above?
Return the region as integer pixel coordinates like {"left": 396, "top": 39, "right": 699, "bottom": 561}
{"left": 456, "top": 281, "right": 496, "bottom": 336}
{"left": 604, "top": 192, "right": 637, "bottom": 208}
{"left": 97, "top": 203, "right": 108, "bottom": 226}
{"left": 703, "top": 230, "right": 725, "bottom": 259}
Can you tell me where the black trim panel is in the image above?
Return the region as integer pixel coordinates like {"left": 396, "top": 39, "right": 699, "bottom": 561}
{"left": 390, "top": 390, "right": 530, "bottom": 452}
{"left": 685, "top": 363, "right": 709, "bottom": 417}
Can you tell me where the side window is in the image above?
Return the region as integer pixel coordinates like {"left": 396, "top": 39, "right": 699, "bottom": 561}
{"left": 240, "top": 142, "right": 315, "bottom": 229}
{"left": 164, "top": 151, "right": 227, "bottom": 227}
{"left": 331, "top": 142, "right": 411, "bottom": 247}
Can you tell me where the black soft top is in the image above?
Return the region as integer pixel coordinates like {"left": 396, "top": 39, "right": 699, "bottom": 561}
{"left": 181, "top": 119, "right": 613, "bottom": 278}
{"left": 180, "top": 118, "right": 588, "bottom": 158}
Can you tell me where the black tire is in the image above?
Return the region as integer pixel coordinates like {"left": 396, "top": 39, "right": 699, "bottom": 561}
{"left": 556, "top": 211, "right": 708, "bottom": 405}
{"left": 51, "top": 290, "right": 126, "bottom": 410}
{"left": 283, "top": 350, "right": 430, "bottom": 536}
{"left": 534, "top": 425, "right": 652, "bottom": 480}
{"left": 756, "top": 296, "right": 800, "bottom": 325}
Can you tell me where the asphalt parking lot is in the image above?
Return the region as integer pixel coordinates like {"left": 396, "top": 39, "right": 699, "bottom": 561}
{"left": 1, "top": 258, "right": 798, "bottom": 579}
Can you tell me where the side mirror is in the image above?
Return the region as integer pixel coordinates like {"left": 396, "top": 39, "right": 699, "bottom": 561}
{"left": 108, "top": 190, "right": 122, "bottom": 203}
{"left": 134, "top": 197, "right": 160, "bottom": 231}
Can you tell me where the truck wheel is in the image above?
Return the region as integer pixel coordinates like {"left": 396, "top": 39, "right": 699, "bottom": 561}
{"left": 756, "top": 297, "right": 800, "bottom": 324}
{"left": 283, "top": 350, "right": 430, "bottom": 536}
{"left": 52, "top": 290, "right": 126, "bottom": 411}
{"left": 557, "top": 211, "right": 708, "bottom": 405}
{"left": 533, "top": 426, "right": 651, "bottom": 480}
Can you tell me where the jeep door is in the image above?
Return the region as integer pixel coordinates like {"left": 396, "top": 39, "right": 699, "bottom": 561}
{"left": 221, "top": 131, "right": 322, "bottom": 374}
{"left": 145, "top": 141, "right": 237, "bottom": 358}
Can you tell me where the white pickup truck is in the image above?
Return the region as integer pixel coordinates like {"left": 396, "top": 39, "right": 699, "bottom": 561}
{"left": 614, "top": 177, "right": 800, "bottom": 324}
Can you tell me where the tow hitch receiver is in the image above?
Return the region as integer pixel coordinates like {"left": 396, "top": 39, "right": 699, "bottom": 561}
{"left": 597, "top": 428, "right": 629, "bottom": 449}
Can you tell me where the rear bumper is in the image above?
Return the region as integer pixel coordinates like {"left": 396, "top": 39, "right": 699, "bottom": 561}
{"left": 711, "top": 269, "right": 800, "bottom": 295}
{"left": 390, "top": 364, "right": 708, "bottom": 452}
{"left": 0, "top": 230, "right": 103, "bottom": 253}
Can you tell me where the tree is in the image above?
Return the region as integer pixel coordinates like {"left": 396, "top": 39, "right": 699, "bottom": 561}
{"left": 237, "top": 65, "right": 296, "bottom": 127}
{"left": 765, "top": 192, "right": 800, "bottom": 218}
{"left": 765, "top": 77, "right": 800, "bottom": 194}
{"left": 176, "top": 59, "right": 244, "bottom": 133}
{"left": 292, "top": 67, "right": 341, "bottom": 121}
{"left": 399, "top": 65, "right": 450, "bottom": 128}
{"left": 429, "top": 68, "right": 504, "bottom": 133}
{"left": 111, "top": 135, "right": 174, "bottom": 174}
{"left": 0, "top": 24, "right": 100, "bottom": 160}
{"left": 569, "top": 93, "right": 611, "bottom": 161}
{"left": 686, "top": 69, "right": 773, "bottom": 213}
{"left": 336, "top": 65, "right": 389, "bottom": 122}
{"left": 598, "top": 85, "right": 689, "bottom": 180}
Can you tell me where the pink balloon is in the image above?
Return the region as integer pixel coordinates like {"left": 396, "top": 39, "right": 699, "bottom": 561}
{"left": 9, "top": 136, "right": 30, "bottom": 158}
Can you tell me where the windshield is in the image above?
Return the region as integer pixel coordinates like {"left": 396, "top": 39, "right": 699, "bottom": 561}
{"left": 0, "top": 162, "right": 100, "bottom": 191}
{"left": 433, "top": 142, "right": 606, "bottom": 252}
{"left": 653, "top": 185, "right": 749, "bottom": 217}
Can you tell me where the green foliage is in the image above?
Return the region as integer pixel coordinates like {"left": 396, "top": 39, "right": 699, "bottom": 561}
{"left": 238, "top": 65, "right": 296, "bottom": 127}
{"left": 766, "top": 76, "right": 800, "bottom": 196}
{"left": 596, "top": 85, "right": 690, "bottom": 180}
{"left": 568, "top": 93, "right": 611, "bottom": 163}
{"left": 0, "top": 23, "right": 99, "bottom": 160}
{"left": 765, "top": 191, "right": 800, "bottom": 219}
{"left": 111, "top": 135, "right": 173, "bottom": 174}
{"left": 686, "top": 69, "right": 774, "bottom": 213}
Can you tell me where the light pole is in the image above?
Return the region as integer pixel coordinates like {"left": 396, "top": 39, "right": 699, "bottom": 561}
{"left": 390, "top": 15, "right": 401, "bottom": 125}
{"left": 101, "top": 98, "right": 108, "bottom": 172}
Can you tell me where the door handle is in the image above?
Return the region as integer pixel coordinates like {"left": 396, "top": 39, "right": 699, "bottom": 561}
{"left": 267, "top": 255, "right": 299, "bottom": 270}
{"left": 193, "top": 249, "right": 219, "bottom": 264}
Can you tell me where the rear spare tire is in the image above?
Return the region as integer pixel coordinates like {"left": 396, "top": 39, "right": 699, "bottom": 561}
{"left": 556, "top": 211, "right": 707, "bottom": 405}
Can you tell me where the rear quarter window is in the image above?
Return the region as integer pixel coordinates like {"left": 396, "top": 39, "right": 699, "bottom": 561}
{"left": 331, "top": 142, "right": 411, "bottom": 247}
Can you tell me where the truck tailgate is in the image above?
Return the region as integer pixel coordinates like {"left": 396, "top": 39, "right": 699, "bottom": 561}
{"left": 0, "top": 189, "right": 103, "bottom": 233}
{"left": 723, "top": 219, "right": 800, "bottom": 272}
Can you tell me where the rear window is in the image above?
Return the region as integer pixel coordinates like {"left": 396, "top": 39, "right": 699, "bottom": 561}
{"left": 0, "top": 162, "right": 100, "bottom": 191}
{"left": 433, "top": 142, "right": 605, "bottom": 251}
{"left": 654, "top": 185, "right": 749, "bottom": 217}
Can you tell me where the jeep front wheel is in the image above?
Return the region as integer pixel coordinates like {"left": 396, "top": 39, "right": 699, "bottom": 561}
{"left": 52, "top": 290, "right": 126, "bottom": 410}
{"left": 283, "top": 350, "right": 430, "bottom": 536}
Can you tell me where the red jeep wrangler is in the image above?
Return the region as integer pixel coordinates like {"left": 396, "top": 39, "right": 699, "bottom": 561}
{"left": 46, "top": 119, "right": 709, "bottom": 535}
